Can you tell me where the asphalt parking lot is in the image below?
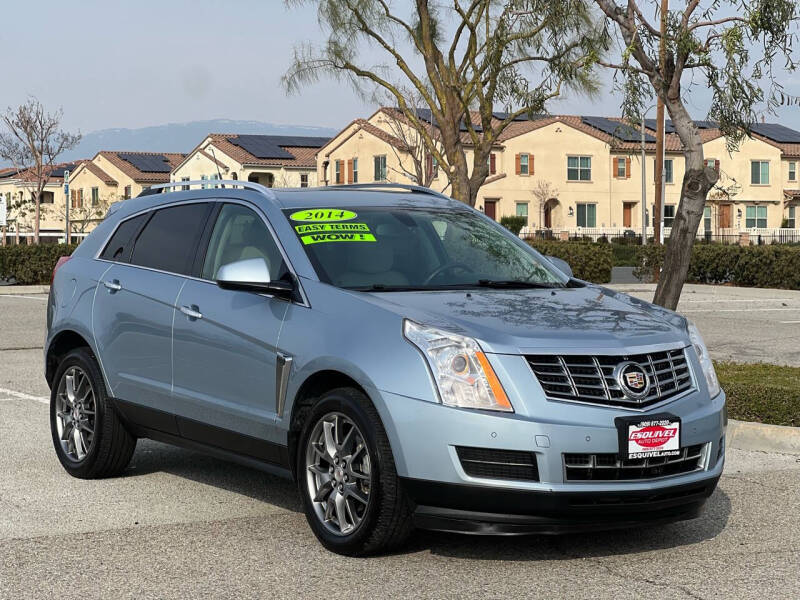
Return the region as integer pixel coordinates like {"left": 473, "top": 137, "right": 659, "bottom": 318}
{"left": 1, "top": 289, "right": 799, "bottom": 599}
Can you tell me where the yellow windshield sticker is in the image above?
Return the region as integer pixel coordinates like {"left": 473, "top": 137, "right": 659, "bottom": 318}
{"left": 300, "top": 232, "right": 377, "bottom": 245}
{"left": 290, "top": 209, "right": 357, "bottom": 222}
{"left": 295, "top": 223, "right": 370, "bottom": 234}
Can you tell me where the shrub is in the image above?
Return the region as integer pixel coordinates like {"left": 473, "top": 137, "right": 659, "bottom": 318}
{"left": 0, "top": 243, "right": 78, "bottom": 285}
{"left": 715, "top": 361, "right": 800, "bottom": 427}
{"left": 633, "top": 243, "right": 800, "bottom": 289}
{"left": 500, "top": 215, "right": 527, "bottom": 235}
{"left": 528, "top": 240, "right": 613, "bottom": 283}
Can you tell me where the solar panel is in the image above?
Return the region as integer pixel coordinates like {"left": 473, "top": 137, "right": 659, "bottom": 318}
{"left": 582, "top": 116, "right": 654, "bottom": 143}
{"left": 118, "top": 153, "right": 172, "bottom": 173}
{"left": 750, "top": 123, "right": 800, "bottom": 143}
{"left": 492, "top": 111, "right": 545, "bottom": 122}
{"left": 644, "top": 118, "right": 676, "bottom": 133}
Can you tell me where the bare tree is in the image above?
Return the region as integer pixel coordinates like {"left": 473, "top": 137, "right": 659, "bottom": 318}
{"left": 284, "top": 0, "right": 604, "bottom": 207}
{"left": 0, "top": 98, "right": 81, "bottom": 243}
{"left": 592, "top": 0, "right": 797, "bottom": 309}
{"left": 44, "top": 190, "right": 113, "bottom": 236}
{"left": 531, "top": 179, "right": 558, "bottom": 229}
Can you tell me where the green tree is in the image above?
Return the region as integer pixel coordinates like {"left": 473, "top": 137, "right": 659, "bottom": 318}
{"left": 592, "top": 0, "right": 797, "bottom": 309}
{"left": 283, "top": 0, "right": 603, "bottom": 206}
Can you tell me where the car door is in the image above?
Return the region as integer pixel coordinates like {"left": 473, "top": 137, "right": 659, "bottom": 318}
{"left": 171, "top": 202, "right": 292, "bottom": 459}
{"left": 92, "top": 202, "right": 212, "bottom": 423}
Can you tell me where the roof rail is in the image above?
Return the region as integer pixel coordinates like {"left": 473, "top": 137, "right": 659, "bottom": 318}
{"left": 322, "top": 183, "right": 450, "bottom": 199}
{"left": 139, "top": 180, "right": 276, "bottom": 198}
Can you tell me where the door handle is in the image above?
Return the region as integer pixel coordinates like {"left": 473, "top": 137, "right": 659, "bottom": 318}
{"left": 103, "top": 280, "right": 121, "bottom": 292}
{"left": 180, "top": 305, "right": 203, "bottom": 320}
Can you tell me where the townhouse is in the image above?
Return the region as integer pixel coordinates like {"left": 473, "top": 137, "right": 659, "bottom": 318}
{"left": 0, "top": 161, "right": 84, "bottom": 243}
{"left": 171, "top": 134, "right": 330, "bottom": 189}
{"left": 318, "top": 108, "right": 800, "bottom": 235}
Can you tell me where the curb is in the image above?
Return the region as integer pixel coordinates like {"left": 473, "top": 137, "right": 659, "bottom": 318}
{"left": 727, "top": 419, "right": 800, "bottom": 455}
{"left": 0, "top": 285, "right": 50, "bottom": 295}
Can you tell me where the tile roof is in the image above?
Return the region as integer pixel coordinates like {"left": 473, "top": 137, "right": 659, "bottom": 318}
{"left": 9, "top": 161, "right": 87, "bottom": 184}
{"left": 99, "top": 151, "right": 185, "bottom": 183}
{"left": 81, "top": 161, "right": 118, "bottom": 186}
{"left": 203, "top": 134, "right": 329, "bottom": 168}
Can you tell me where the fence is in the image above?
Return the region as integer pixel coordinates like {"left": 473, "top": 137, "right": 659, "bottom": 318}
{"left": 520, "top": 227, "right": 800, "bottom": 245}
{"left": 1, "top": 231, "right": 88, "bottom": 246}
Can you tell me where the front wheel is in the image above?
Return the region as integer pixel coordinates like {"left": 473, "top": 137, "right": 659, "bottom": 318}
{"left": 297, "top": 387, "right": 414, "bottom": 555}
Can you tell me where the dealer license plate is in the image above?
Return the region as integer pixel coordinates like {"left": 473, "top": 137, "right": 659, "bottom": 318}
{"left": 626, "top": 418, "right": 681, "bottom": 459}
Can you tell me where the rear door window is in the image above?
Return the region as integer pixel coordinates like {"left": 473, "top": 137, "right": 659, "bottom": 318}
{"left": 130, "top": 203, "right": 211, "bottom": 275}
{"left": 100, "top": 213, "right": 148, "bottom": 263}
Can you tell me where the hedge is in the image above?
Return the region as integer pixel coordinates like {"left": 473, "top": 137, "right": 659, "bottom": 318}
{"left": 634, "top": 243, "right": 800, "bottom": 289}
{"left": 528, "top": 240, "right": 613, "bottom": 283}
{"left": 0, "top": 244, "right": 78, "bottom": 285}
{"left": 500, "top": 215, "right": 527, "bottom": 235}
{"left": 715, "top": 362, "right": 800, "bottom": 427}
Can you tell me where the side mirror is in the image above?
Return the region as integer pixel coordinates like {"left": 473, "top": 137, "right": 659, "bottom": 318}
{"left": 546, "top": 255, "right": 573, "bottom": 278}
{"left": 216, "top": 258, "right": 294, "bottom": 298}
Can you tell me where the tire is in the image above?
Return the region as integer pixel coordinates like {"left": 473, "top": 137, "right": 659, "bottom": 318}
{"left": 50, "top": 347, "right": 136, "bottom": 479}
{"left": 297, "top": 387, "right": 414, "bottom": 556}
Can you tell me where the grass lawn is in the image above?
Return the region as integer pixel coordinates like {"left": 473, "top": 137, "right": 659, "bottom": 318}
{"left": 715, "top": 361, "right": 800, "bottom": 427}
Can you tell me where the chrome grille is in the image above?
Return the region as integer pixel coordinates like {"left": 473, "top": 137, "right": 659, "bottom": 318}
{"left": 526, "top": 348, "right": 693, "bottom": 409}
{"left": 564, "top": 444, "right": 708, "bottom": 481}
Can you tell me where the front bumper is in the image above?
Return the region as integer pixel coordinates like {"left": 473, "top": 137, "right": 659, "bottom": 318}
{"left": 374, "top": 383, "right": 726, "bottom": 534}
{"left": 404, "top": 476, "right": 719, "bottom": 535}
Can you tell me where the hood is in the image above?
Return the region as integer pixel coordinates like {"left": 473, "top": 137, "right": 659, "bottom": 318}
{"left": 358, "top": 284, "right": 689, "bottom": 355}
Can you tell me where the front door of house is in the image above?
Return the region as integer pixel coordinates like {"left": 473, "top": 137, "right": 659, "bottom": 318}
{"left": 484, "top": 199, "right": 497, "bottom": 221}
{"left": 544, "top": 204, "right": 552, "bottom": 228}
{"left": 623, "top": 203, "right": 634, "bottom": 228}
{"left": 720, "top": 204, "right": 732, "bottom": 229}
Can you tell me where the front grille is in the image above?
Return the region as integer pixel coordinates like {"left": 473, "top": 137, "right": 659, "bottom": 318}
{"left": 563, "top": 444, "right": 707, "bottom": 481}
{"left": 455, "top": 446, "right": 539, "bottom": 481}
{"left": 526, "top": 348, "right": 693, "bottom": 409}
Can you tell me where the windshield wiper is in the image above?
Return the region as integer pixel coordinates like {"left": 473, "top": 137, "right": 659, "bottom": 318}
{"left": 475, "top": 279, "right": 563, "bottom": 289}
{"left": 347, "top": 284, "right": 435, "bottom": 292}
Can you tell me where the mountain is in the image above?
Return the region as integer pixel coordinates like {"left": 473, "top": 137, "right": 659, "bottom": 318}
{"left": 55, "top": 119, "right": 338, "bottom": 163}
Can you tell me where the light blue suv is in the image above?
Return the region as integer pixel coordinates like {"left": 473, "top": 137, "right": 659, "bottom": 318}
{"left": 46, "top": 181, "right": 726, "bottom": 555}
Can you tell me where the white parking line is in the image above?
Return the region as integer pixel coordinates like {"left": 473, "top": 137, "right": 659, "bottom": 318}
{"left": 680, "top": 298, "right": 797, "bottom": 303}
{"left": 0, "top": 388, "right": 49, "bottom": 404}
{"left": 681, "top": 307, "right": 800, "bottom": 313}
{"left": 0, "top": 294, "right": 47, "bottom": 301}
{"left": 779, "top": 320, "right": 800, "bottom": 324}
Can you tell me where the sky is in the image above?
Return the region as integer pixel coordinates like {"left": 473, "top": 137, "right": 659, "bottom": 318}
{"left": 2, "top": 0, "right": 799, "bottom": 135}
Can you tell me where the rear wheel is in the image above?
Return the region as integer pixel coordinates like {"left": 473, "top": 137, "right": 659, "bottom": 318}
{"left": 297, "top": 387, "right": 414, "bottom": 555}
{"left": 50, "top": 348, "right": 136, "bottom": 478}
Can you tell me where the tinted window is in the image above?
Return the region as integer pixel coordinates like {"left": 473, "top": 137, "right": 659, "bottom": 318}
{"left": 130, "top": 203, "right": 210, "bottom": 275}
{"left": 202, "top": 204, "right": 288, "bottom": 281}
{"left": 100, "top": 213, "right": 148, "bottom": 262}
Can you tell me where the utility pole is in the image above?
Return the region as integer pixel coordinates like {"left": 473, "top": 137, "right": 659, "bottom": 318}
{"left": 63, "top": 169, "right": 70, "bottom": 245}
{"left": 640, "top": 118, "right": 647, "bottom": 245}
{"left": 654, "top": 0, "right": 668, "bottom": 245}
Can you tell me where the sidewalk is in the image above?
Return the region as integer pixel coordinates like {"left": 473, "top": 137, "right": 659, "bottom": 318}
{"left": 0, "top": 285, "right": 50, "bottom": 295}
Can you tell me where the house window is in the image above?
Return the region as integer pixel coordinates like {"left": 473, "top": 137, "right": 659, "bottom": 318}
{"left": 663, "top": 205, "right": 676, "bottom": 228}
{"left": 335, "top": 160, "right": 342, "bottom": 184}
{"left": 200, "top": 174, "right": 208, "bottom": 189}
{"left": 210, "top": 174, "right": 220, "bottom": 189}
{"left": 374, "top": 155, "right": 387, "bottom": 181}
{"left": 515, "top": 202, "right": 528, "bottom": 223}
{"left": 488, "top": 153, "right": 496, "bottom": 175}
{"left": 300, "top": 173, "right": 309, "bottom": 188}
{"left": 746, "top": 205, "right": 767, "bottom": 228}
{"left": 751, "top": 160, "right": 770, "bottom": 185}
{"left": 568, "top": 156, "right": 591, "bottom": 181}
{"left": 519, "top": 153, "right": 529, "bottom": 176}
{"left": 181, "top": 176, "right": 190, "bottom": 191}
{"left": 704, "top": 206, "right": 712, "bottom": 231}
{"left": 353, "top": 158, "right": 358, "bottom": 183}
{"left": 788, "top": 206, "right": 796, "bottom": 228}
{"left": 431, "top": 157, "right": 438, "bottom": 179}
{"left": 91, "top": 187, "right": 99, "bottom": 206}
{"left": 664, "top": 159, "right": 673, "bottom": 183}
{"left": 124, "top": 185, "right": 132, "bottom": 199}
{"left": 576, "top": 203, "right": 596, "bottom": 227}
{"left": 789, "top": 162, "right": 796, "bottom": 182}
{"left": 615, "top": 157, "right": 626, "bottom": 178}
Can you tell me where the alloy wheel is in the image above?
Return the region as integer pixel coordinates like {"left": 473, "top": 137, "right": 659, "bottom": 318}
{"left": 54, "top": 366, "right": 96, "bottom": 462}
{"left": 305, "top": 412, "right": 372, "bottom": 536}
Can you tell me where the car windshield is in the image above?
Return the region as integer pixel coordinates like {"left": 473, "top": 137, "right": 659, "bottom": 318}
{"left": 284, "top": 207, "right": 566, "bottom": 291}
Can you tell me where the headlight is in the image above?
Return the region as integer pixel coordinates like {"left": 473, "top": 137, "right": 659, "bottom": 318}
{"left": 687, "top": 321, "right": 720, "bottom": 398}
{"left": 403, "top": 320, "right": 513, "bottom": 412}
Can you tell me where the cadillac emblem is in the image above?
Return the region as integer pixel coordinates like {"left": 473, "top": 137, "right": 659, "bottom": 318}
{"left": 614, "top": 361, "right": 651, "bottom": 400}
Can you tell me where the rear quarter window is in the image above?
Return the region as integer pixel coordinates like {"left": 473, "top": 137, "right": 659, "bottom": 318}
{"left": 99, "top": 213, "right": 149, "bottom": 263}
